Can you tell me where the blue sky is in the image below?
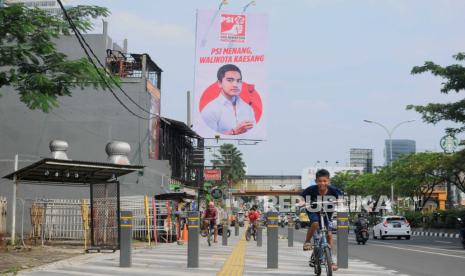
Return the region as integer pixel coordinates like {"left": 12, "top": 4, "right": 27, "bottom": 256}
{"left": 71, "top": 0, "right": 465, "bottom": 174}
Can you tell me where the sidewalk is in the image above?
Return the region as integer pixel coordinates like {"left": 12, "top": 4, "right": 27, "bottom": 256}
{"left": 19, "top": 228, "right": 409, "bottom": 276}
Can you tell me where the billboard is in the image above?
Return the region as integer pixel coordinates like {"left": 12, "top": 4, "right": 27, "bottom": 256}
{"left": 193, "top": 10, "right": 268, "bottom": 140}
{"left": 147, "top": 80, "right": 160, "bottom": 159}
{"left": 204, "top": 169, "right": 222, "bottom": 181}
{"left": 301, "top": 167, "right": 364, "bottom": 189}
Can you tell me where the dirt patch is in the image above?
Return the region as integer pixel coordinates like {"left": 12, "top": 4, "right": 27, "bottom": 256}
{"left": 0, "top": 246, "right": 82, "bottom": 275}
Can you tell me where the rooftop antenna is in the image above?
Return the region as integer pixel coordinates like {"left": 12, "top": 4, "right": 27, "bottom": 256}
{"left": 219, "top": 0, "right": 228, "bottom": 10}
{"left": 243, "top": 1, "right": 256, "bottom": 12}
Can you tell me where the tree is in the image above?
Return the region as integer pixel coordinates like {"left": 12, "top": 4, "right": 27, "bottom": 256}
{"left": 390, "top": 153, "right": 448, "bottom": 211}
{"left": 444, "top": 149, "right": 465, "bottom": 194}
{"left": 212, "top": 144, "right": 246, "bottom": 186}
{"left": 0, "top": 3, "right": 113, "bottom": 112}
{"left": 408, "top": 53, "right": 465, "bottom": 135}
{"left": 331, "top": 171, "right": 360, "bottom": 191}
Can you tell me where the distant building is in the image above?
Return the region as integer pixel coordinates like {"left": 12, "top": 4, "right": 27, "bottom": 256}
{"left": 349, "top": 148, "right": 373, "bottom": 173}
{"left": 5, "top": 0, "right": 64, "bottom": 15}
{"left": 385, "top": 139, "right": 416, "bottom": 164}
{"left": 301, "top": 166, "right": 364, "bottom": 189}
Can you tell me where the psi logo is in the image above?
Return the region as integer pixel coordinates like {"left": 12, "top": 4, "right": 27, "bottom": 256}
{"left": 220, "top": 13, "right": 246, "bottom": 42}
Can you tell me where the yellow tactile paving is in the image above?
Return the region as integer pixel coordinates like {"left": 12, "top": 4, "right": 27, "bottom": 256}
{"left": 216, "top": 234, "right": 247, "bottom": 276}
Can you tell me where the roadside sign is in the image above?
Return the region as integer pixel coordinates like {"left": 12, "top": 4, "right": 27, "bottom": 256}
{"left": 440, "top": 135, "right": 459, "bottom": 153}
{"left": 204, "top": 169, "right": 221, "bottom": 181}
{"left": 211, "top": 188, "right": 223, "bottom": 199}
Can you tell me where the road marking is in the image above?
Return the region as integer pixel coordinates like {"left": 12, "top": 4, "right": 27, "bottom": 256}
{"left": 368, "top": 241, "right": 465, "bottom": 259}
{"left": 371, "top": 240, "right": 465, "bottom": 254}
{"left": 434, "top": 240, "right": 452, "bottom": 244}
{"left": 217, "top": 234, "right": 247, "bottom": 276}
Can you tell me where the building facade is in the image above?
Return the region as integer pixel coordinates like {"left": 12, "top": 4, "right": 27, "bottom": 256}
{"left": 301, "top": 166, "right": 364, "bottom": 189}
{"left": 0, "top": 22, "right": 202, "bottom": 234}
{"left": 384, "top": 139, "right": 416, "bottom": 164}
{"left": 350, "top": 148, "right": 373, "bottom": 173}
{"left": 4, "top": 0, "right": 63, "bottom": 14}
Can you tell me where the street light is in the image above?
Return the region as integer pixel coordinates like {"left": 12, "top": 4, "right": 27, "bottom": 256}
{"left": 363, "top": 119, "right": 415, "bottom": 204}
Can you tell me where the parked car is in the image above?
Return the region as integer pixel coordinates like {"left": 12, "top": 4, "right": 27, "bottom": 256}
{"left": 372, "top": 216, "right": 411, "bottom": 240}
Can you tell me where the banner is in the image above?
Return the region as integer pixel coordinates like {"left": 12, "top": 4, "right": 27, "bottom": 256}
{"left": 147, "top": 80, "right": 160, "bottom": 159}
{"left": 204, "top": 168, "right": 222, "bottom": 181}
{"left": 193, "top": 10, "right": 267, "bottom": 140}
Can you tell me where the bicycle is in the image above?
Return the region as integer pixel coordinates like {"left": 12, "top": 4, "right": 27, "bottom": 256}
{"left": 308, "top": 201, "right": 337, "bottom": 276}
{"left": 245, "top": 222, "right": 257, "bottom": 241}
{"left": 200, "top": 219, "right": 215, "bottom": 246}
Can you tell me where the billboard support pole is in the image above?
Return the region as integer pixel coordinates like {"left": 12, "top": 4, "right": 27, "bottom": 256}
{"left": 187, "top": 91, "right": 191, "bottom": 127}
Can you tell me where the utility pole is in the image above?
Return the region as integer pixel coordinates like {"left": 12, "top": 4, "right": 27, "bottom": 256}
{"left": 363, "top": 120, "right": 415, "bottom": 204}
{"left": 11, "top": 154, "right": 18, "bottom": 245}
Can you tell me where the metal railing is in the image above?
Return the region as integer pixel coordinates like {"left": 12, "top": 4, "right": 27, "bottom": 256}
{"left": 0, "top": 196, "right": 6, "bottom": 236}
{"left": 30, "top": 196, "right": 176, "bottom": 243}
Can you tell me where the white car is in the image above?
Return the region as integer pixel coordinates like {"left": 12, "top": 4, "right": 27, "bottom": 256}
{"left": 372, "top": 216, "right": 411, "bottom": 240}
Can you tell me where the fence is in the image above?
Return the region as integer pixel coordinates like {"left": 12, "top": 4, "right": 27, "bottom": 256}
{"left": 0, "top": 196, "right": 6, "bottom": 236}
{"left": 30, "top": 196, "right": 177, "bottom": 243}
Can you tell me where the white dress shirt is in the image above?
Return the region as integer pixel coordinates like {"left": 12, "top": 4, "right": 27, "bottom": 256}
{"left": 201, "top": 93, "right": 256, "bottom": 134}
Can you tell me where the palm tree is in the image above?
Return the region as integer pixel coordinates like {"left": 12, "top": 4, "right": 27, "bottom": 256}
{"left": 212, "top": 144, "right": 246, "bottom": 185}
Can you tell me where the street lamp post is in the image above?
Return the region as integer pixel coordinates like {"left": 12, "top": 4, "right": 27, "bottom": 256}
{"left": 363, "top": 119, "right": 415, "bottom": 204}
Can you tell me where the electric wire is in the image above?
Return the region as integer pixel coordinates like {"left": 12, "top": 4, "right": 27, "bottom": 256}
{"left": 56, "top": 0, "right": 158, "bottom": 120}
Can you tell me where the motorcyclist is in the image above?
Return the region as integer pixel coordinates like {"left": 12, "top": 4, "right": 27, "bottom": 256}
{"left": 354, "top": 213, "right": 368, "bottom": 237}
{"left": 458, "top": 217, "right": 465, "bottom": 248}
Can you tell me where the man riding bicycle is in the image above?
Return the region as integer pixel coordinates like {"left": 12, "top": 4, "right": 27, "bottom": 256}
{"left": 300, "top": 169, "right": 342, "bottom": 271}
{"left": 248, "top": 205, "right": 260, "bottom": 233}
{"left": 202, "top": 201, "right": 218, "bottom": 243}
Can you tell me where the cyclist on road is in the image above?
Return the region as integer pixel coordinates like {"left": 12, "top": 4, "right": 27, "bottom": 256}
{"left": 300, "top": 169, "right": 342, "bottom": 271}
{"left": 203, "top": 201, "right": 218, "bottom": 243}
{"left": 248, "top": 205, "right": 260, "bottom": 232}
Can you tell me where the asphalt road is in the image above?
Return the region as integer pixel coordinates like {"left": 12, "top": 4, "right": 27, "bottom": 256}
{"left": 282, "top": 227, "right": 465, "bottom": 276}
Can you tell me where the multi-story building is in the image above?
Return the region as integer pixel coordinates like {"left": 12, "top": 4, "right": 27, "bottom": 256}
{"left": 4, "top": 0, "right": 63, "bottom": 14}
{"left": 384, "top": 139, "right": 416, "bottom": 164}
{"left": 349, "top": 148, "right": 373, "bottom": 173}
{"left": 0, "top": 22, "right": 203, "bottom": 234}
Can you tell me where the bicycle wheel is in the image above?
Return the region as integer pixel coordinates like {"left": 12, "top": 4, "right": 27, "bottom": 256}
{"left": 207, "top": 230, "right": 211, "bottom": 246}
{"left": 323, "top": 247, "right": 332, "bottom": 276}
{"left": 313, "top": 247, "right": 321, "bottom": 276}
{"left": 246, "top": 228, "right": 251, "bottom": 241}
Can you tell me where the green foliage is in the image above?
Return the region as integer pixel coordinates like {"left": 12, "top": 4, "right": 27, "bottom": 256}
{"left": 443, "top": 149, "right": 465, "bottom": 194}
{"left": 389, "top": 153, "right": 449, "bottom": 210}
{"left": 331, "top": 171, "right": 360, "bottom": 191}
{"left": 0, "top": 3, "right": 114, "bottom": 112}
{"left": 405, "top": 208, "right": 465, "bottom": 229}
{"left": 344, "top": 171, "right": 390, "bottom": 197}
{"left": 408, "top": 53, "right": 465, "bottom": 135}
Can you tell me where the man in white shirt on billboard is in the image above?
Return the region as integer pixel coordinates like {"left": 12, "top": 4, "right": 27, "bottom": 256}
{"left": 201, "top": 64, "right": 256, "bottom": 136}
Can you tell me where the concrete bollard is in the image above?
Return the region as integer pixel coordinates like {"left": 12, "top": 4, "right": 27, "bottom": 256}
{"left": 337, "top": 212, "right": 349, "bottom": 269}
{"left": 287, "top": 214, "right": 294, "bottom": 247}
{"left": 119, "top": 211, "right": 132, "bottom": 267}
{"left": 222, "top": 221, "right": 228, "bottom": 246}
{"left": 187, "top": 211, "right": 199, "bottom": 268}
{"left": 235, "top": 223, "right": 239, "bottom": 236}
{"left": 267, "top": 212, "right": 279, "bottom": 269}
{"left": 256, "top": 221, "right": 263, "bottom": 247}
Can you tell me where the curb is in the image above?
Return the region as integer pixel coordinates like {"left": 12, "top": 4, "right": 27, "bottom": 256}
{"left": 411, "top": 231, "right": 460, "bottom": 238}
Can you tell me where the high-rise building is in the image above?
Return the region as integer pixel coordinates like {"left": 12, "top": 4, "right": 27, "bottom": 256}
{"left": 5, "top": 0, "right": 64, "bottom": 15}
{"left": 385, "top": 139, "right": 416, "bottom": 164}
{"left": 350, "top": 148, "right": 373, "bottom": 173}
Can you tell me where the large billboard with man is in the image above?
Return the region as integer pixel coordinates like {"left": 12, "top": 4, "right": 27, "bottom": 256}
{"left": 193, "top": 10, "right": 267, "bottom": 140}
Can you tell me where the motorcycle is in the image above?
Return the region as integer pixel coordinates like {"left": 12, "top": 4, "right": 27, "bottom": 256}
{"left": 355, "top": 227, "right": 369, "bottom": 245}
{"left": 217, "top": 224, "right": 231, "bottom": 237}
{"left": 457, "top": 218, "right": 465, "bottom": 249}
{"left": 279, "top": 214, "right": 287, "bottom": 228}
